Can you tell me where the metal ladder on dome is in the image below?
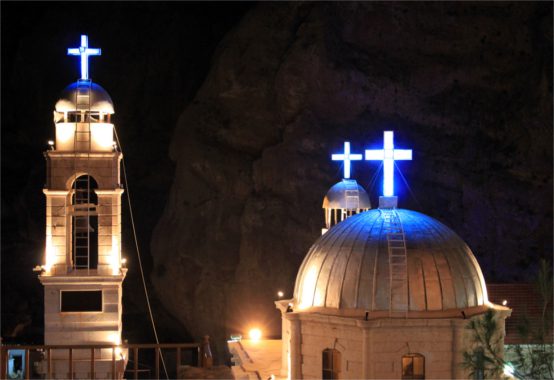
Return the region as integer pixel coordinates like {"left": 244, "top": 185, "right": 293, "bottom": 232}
{"left": 71, "top": 81, "right": 93, "bottom": 271}
{"left": 342, "top": 179, "right": 360, "bottom": 219}
{"left": 381, "top": 208, "right": 409, "bottom": 316}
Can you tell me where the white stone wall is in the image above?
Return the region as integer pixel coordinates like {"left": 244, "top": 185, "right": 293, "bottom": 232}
{"left": 44, "top": 191, "right": 68, "bottom": 272}
{"left": 96, "top": 191, "right": 122, "bottom": 274}
{"left": 287, "top": 313, "right": 493, "bottom": 379}
{"left": 43, "top": 150, "right": 123, "bottom": 274}
{"left": 43, "top": 281, "right": 123, "bottom": 347}
{"left": 368, "top": 319, "right": 457, "bottom": 379}
{"left": 298, "top": 317, "right": 363, "bottom": 379}
{"left": 55, "top": 122, "right": 114, "bottom": 153}
{"left": 46, "top": 153, "right": 121, "bottom": 190}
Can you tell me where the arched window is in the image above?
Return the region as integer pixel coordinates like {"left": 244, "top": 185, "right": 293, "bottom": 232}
{"left": 71, "top": 175, "right": 98, "bottom": 270}
{"left": 322, "top": 348, "right": 341, "bottom": 379}
{"left": 402, "top": 353, "right": 425, "bottom": 379}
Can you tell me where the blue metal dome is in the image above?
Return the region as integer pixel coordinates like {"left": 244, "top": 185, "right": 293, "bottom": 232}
{"left": 55, "top": 80, "right": 114, "bottom": 114}
{"left": 294, "top": 209, "right": 488, "bottom": 316}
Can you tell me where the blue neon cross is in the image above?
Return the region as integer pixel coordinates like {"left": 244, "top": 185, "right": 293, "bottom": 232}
{"left": 67, "top": 35, "right": 101, "bottom": 80}
{"left": 365, "top": 131, "right": 412, "bottom": 197}
{"left": 332, "top": 142, "right": 362, "bottom": 179}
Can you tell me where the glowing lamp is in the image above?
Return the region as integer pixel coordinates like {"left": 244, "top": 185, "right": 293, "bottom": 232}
{"left": 502, "top": 300, "right": 508, "bottom": 306}
{"left": 108, "top": 333, "right": 121, "bottom": 346}
{"left": 365, "top": 131, "right": 412, "bottom": 197}
{"left": 67, "top": 35, "right": 101, "bottom": 80}
{"left": 332, "top": 142, "right": 362, "bottom": 179}
{"left": 277, "top": 290, "right": 284, "bottom": 298}
{"left": 44, "top": 237, "right": 55, "bottom": 274}
{"left": 504, "top": 363, "right": 515, "bottom": 377}
{"left": 248, "top": 328, "right": 262, "bottom": 342}
{"left": 91, "top": 123, "right": 114, "bottom": 151}
{"left": 114, "top": 345, "right": 125, "bottom": 360}
{"left": 56, "top": 123, "right": 76, "bottom": 147}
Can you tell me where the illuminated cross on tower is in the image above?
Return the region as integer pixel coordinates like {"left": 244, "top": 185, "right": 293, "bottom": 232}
{"left": 365, "top": 131, "right": 412, "bottom": 198}
{"left": 332, "top": 142, "right": 362, "bottom": 179}
{"left": 67, "top": 35, "right": 101, "bottom": 80}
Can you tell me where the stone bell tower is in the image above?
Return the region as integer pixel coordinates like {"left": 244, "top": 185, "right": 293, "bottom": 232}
{"left": 38, "top": 35, "right": 126, "bottom": 352}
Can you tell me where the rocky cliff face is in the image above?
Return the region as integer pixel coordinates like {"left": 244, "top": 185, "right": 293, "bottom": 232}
{"left": 150, "top": 2, "right": 553, "bottom": 358}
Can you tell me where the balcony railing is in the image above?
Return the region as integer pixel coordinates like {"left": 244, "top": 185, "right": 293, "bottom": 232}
{"left": 1, "top": 343, "right": 202, "bottom": 379}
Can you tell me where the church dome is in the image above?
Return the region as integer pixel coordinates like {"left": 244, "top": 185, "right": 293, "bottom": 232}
{"left": 55, "top": 81, "right": 114, "bottom": 114}
{"left": 322, "top": 180, "right": 371, "bottom": 210}
{"left": 294, "top": 209, "right": 488, "bottom": 316}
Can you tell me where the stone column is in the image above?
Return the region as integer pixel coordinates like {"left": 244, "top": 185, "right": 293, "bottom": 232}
{"left": 356, "top": 319, "right": 373, "bottom": 379}
{"left": 95, "top": 189, "right": 123, "bottom": 275}
{"left": 451, "top": 319, "right": 466, "bottom": 379}
{"left": 43, "top": 190, "right": 69, "bottom": 273}
{"left": 275, "top": 300, "right": 293, "bottom": 377}
{"left": 285, "top": 313, "right": 302, "bottom": 380}
{"left": 363, "top": 327, "right": 372, "bottom": 378}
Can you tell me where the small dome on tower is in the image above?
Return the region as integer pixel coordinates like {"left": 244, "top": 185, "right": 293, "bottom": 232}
{"left": 322, "top": 179, "right": 371, "bottom": 210}
{"left": 321, "top": 179, "right": 371, "bottom": 231}
{"left": 55, "top": 81, "right": 114, "bottom": 114}
{"left": 294, "top": 209, "right": 488, "bottom": 316}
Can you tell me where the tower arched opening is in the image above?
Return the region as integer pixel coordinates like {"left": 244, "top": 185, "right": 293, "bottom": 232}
{"left": 69, "top": 174, "right": 99, "bottom": 270}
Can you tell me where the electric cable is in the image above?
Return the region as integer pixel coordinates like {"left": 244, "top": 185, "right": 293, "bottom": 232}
{"left": 365, "top": 162, "right": 383, "bottom": 201}
{"left": 113, "top": 127, "right": 170, "bottom": 380}
{"left": 395, "top": 162, "right": 424, "bottom": 210}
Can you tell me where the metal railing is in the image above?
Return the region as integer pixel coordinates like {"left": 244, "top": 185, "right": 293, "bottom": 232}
{"left": 0, "top": 342, "right": 201, "bottom": 379}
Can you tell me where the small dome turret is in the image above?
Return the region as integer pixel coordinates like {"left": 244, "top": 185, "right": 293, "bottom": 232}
{"left": 322, "top": 179, "right": 371, "bottom": 210}
{"left": 322, "top": 179, "right": 371, "bottom": 231}
{"left": 55, "top": 80, "right": 114, "bottom": 114}
{"left": 52, "top": 80, "right": 115, "bottom": 152}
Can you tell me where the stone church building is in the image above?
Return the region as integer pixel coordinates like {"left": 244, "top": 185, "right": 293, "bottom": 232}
{"left": 276, "top": 139, "right": 510, "bottom": 379}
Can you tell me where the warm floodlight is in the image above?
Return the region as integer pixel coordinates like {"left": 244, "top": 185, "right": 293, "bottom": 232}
{"left": 248, "top": 328, "right": 262, "bottom": 342}
{"left": 67, "top": 35, "right": 101, "bottom": 80}
{"left": 277, "top": 291, "right": 284, "bottom": 298}
{"left": 332, "top": 141, "right": 362, "bottom": 179}
{"left": 502, "top": 300, "right": 508, "bottom": 306}
{"left": 365, "top": 131, "right": 412, "bottom": 197}
{"left": 504, "top": 363, "right": 515, "bottom": 377}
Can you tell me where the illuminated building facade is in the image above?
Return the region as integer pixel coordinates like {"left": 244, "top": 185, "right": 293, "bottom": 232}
{"left": 276, "top": 134, "right": 511, "bottom": 379}
{"left": 37, "top": 35, "right": 127, "bottom": 378}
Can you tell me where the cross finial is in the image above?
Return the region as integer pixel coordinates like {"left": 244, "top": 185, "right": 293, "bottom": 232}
{"left": 365, "top": 131, "right": 412, "bottom": 197}
{"left": 332, "top": 142, "right": 362, "bottom": 179}
{"left": 67, "top": 35, "right": 101, "bottom": 80}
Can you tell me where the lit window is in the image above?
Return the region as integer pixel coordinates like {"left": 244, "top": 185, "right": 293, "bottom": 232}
{"left": 402, "top": 353, "right": 425, "bottom": 379}
{"left": 322, "top": 348, "right": 341, "bottom": 379}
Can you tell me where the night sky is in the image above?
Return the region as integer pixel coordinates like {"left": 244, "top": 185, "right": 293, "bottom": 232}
{"left": 1, "top": 1, "right": 552, "bottom": 351}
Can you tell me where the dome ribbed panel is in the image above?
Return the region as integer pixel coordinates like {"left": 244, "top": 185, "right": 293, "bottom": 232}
{"left": 322, "top": 181, "right": 371, "bottom": 209}
{"left": 294, "top": 209, "right": 488, "bottom": 313}
{"left": 55, "top": 81, "right": 114, "bottom": 113}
